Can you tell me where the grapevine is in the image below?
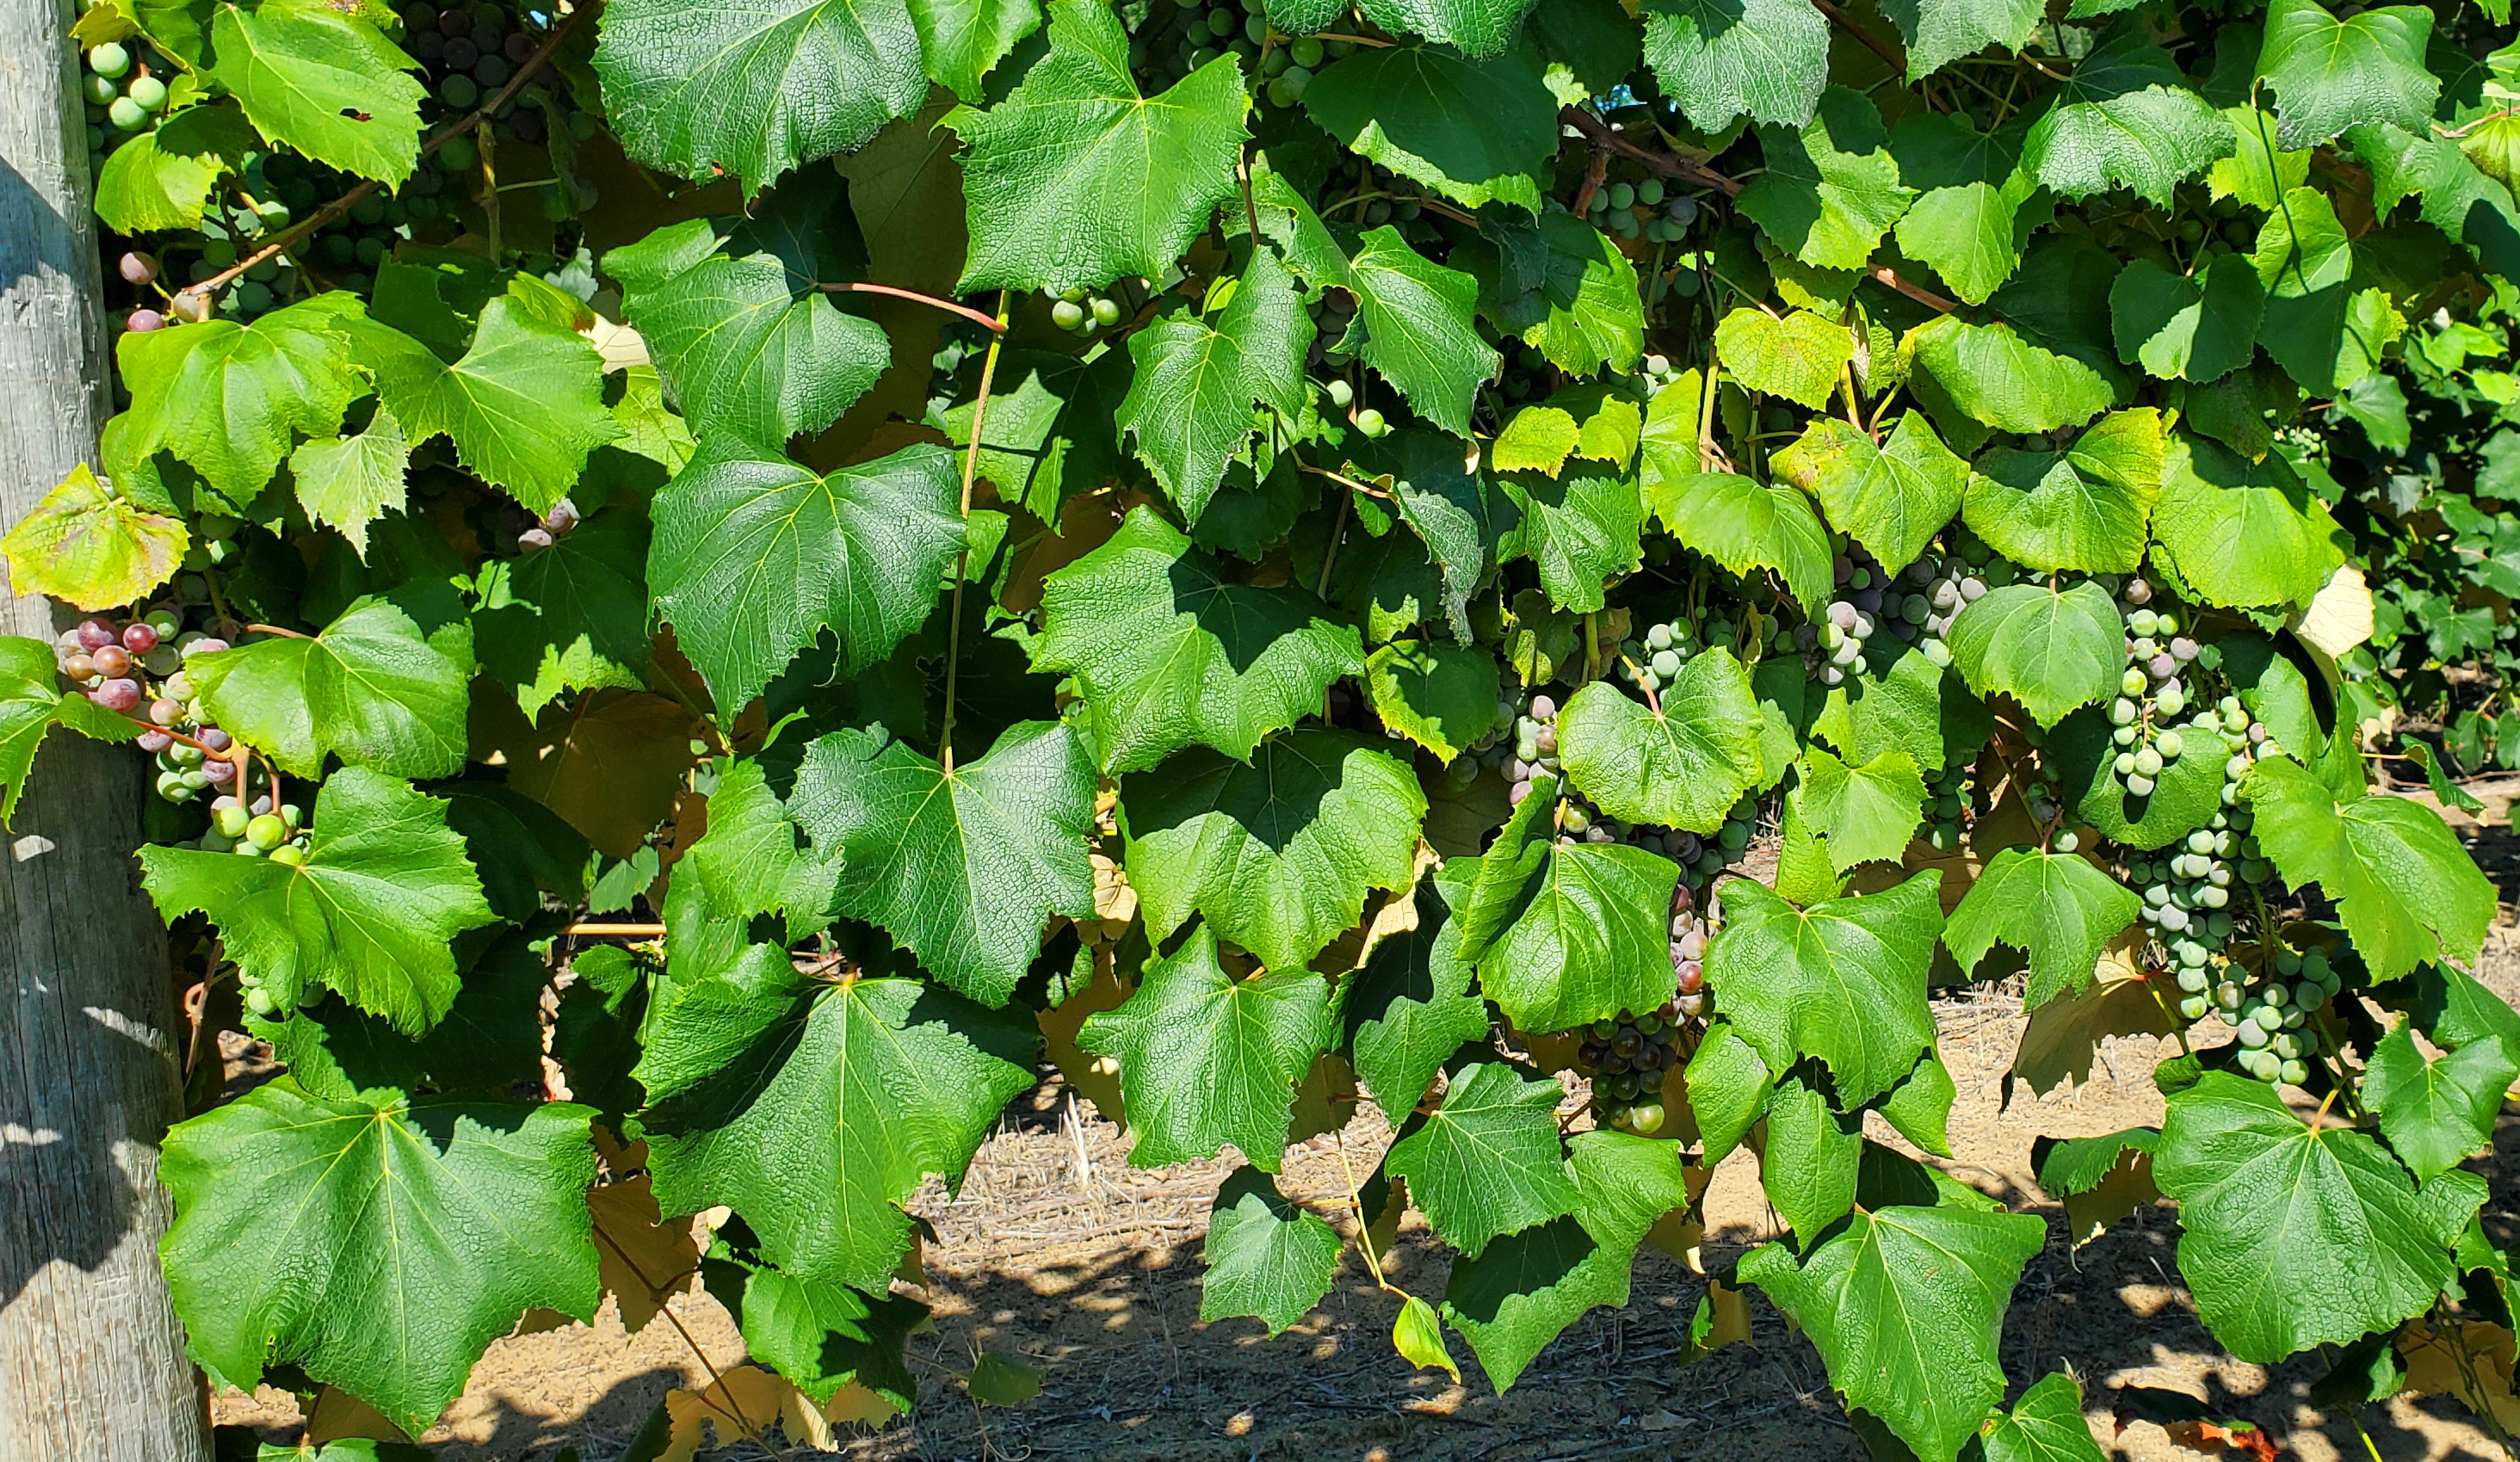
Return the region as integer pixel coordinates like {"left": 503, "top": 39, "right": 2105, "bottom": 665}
{"left": 2, "top": 0, "right": 2517, "bottom": 1454}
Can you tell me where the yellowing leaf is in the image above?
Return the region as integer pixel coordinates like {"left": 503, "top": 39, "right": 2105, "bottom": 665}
{"left": 0, "top": 464, "right": 188, "bottom": 611}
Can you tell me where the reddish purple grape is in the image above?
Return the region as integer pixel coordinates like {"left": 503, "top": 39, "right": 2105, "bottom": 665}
{"left": 518, "top": 527, "right": 553, "bottom": 550}
{"left": 122, "top": 621, "right": 160, "bottom": 653}
{"left": 63, "top": 652, "right": 95, "bottom": 681}
{"left": 118, "top": 251, "right": 157, "bottom": 284}
{"left": 137, "top": 730, "right": 173, "bottom": 753}
{"left": 503, "top": 29, "right": 534, "bottom": 60}
{"left": 90, "top": 645, "right": 131, "bottom": 677}
{"left": 127, "top": 308, "right": 165, "bottom": 332}
{"left": 77, "top": 619, "right": 116, "bottom": 651}
{"left": 90, "top": 678, "right": 142, "bottom": 712}
{"left": 148, "top": 697, "right": 181, "bottom": 725}
{"left": 203, "top": 757, "right": 238, "bottom": 784}
{"left": 198, "top": 727, "right": 232, "bottom": 752}
{"left": 187, "top": 637, "right": 231, "bottom": 657}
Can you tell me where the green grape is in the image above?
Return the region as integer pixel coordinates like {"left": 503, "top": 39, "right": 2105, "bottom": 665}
{"left": 1051, "top": 299, "right": 1085, "bottom": 330}
{"left": 107, "top": 96, "right": 146, "bottom": 131}
{"left": 127, "top": 74, "right": 167, "bottom": 111}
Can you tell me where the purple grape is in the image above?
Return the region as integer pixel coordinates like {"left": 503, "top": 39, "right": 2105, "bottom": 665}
{"left": 1854, "top": 587, "right": 1883, "bottom": 614}
{"left": 118, "top": 251, "right": 156, "bottom": 284}
{"left": 122, "top": 621, "right": 159, "bottom": 653}
{"left": 1529, "top": 694, "right": 1556, "bottom": 721}
{"left": 137, "top": 730, "right": 173, "bottom": 753}
{"left": 127, "top": 307, "right": 165, "bottom": 332}
{"left": 541, "top": 497, "right": 578, "bottom": 534}
{"left": 204, "top": 758, "right": 237, "bottom": 784}
{"left": 77, "top": 620, "right": 116, "bottom": 651}
{"left": 518, "top": 527, "right": 554, "bottom": 551}
{"left": 90, "top": 678, "right": 142, "bottom": 712}
{"left": 148, "top": 697, "right": 180, "bottom": 725}
{"left": 503, "top": 29, "right": 534, "bottom": 60}
{"left": 443, "top": 35, "right": 479, "bottom": 66}
{"left": 198, "top": 727, "right": 232, "bottom": 752}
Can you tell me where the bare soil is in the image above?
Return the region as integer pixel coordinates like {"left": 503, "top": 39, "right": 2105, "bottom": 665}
{"left": 212, "top": 821, "right": 2520, "bottom": 1462}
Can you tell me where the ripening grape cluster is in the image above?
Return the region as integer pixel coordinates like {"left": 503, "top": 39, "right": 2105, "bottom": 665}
{"left": 50, "top": 608, "right": 239, "bottom": 807}
{"left": 1575, "top": 1002, "right": 1686, "bottom": 1135}
{"left": 1581, "top": 171, "right": 1698, "bottom": 246}
{"left": 2205, "top": 943, "right": 2339, "bottom": 1086}
{"left": 506, "top": 496, "right": 580, "bottom": 552}
{"left": 1921, "top": 751, "right": 1974, "bottom": 852}
{"left": 1616, "top": 609, "right": 1728, "bottom": 698}
{"left": 2099, "top": 576, "right": 2210, "bottom": 799}
{"left": 1800, "top": 540, "right": 2010, "bottom": 685}
{"left": 73, "top": 28, "right": 171, "bottom": 181}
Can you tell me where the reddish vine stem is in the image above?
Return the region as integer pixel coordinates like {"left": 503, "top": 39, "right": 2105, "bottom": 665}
{"left": 243, "top": 622, "right": 310, "bottom": 639}
{"left": 1557, "top": 106, "right": 1739, "bottom": 197}
{"left": 1866, "top": 264, "right": 1959, "bottom": 313}
{"left": 1812, "top": 0, "right": 1907, "bottom": 74}
{"left": 937, "top": 290, "right": 1013, "bottom": 775}
{"left": 817, "top": 281, "right": 1006, "bottom": 333}
{"left": 173, "top": 2, "right": 594, "bottom": 312}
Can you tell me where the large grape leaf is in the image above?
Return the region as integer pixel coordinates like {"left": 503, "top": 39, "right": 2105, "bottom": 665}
{"left": 370, "top": 299, "right": 621, "bottom": 515}
{"left": 906, "top": 0, "right": 1041, "bottom": 97}
{"left": 207, "top": 2, "right": 426, "bottom": 187}
{"left": 1961, "top": 408, "right": 2164, "bottom": 573}
{"left": 2154, "top": 1070, "right": 2485, "bottom": 1362}
{"left": 649, "top": 437, "right": 962, "bottom": 714}
{"left": 735, "top": 1263, "right": 923, "bottom": 1408}
{"left": 1494, "top": 461, "right": 1644, "bottom": 614}
{"left": 0, "top": 462, "right": 188, "bottom": 612}
{"left": 0, "top": 635, "right": 144, "bottom": 827}
{"left": 1077, "top": 923, "right": 1332, "bottom": 1170}
{"left": 1944, "top": 848, "right": 2140, "bottom": 1007}
{"left": 1201, "top": 1166, "right": 1342, "bottom": 1335}
{"left": 1481, "top": 212, "right": 1645, "bottom": 377}
{"left": 93, "top": 102, "right": 253, "bottom": 232}
{"left": 1905, "top": 314, "right": 2116, "bottom": 435}
{"left": 1761, "top": 1071, "right": 1862, "bottom": 1237}
{"left": 1775, "top": 415, "right": 1968, "bottom": 571}
{"left": 2352, "top": 122, "right": 2520, "bottom": 285}
{"left": 1365, "top": 638, "right": 1502, "bottom": 761}
{"left": 1300, "top": 42, "right": 1557, "bottom": 211}
{"left": 2151, "top": 434, "right": 2346, "bottom": 610}
{"left": 1033, "top": 506, "right": 1363, "bottom": 773}
{"left": 116, "top": 296, "right": 358, "bottom": 503}
{"left": 1640, "top": 0, "right": 1825, "bottom": 132}
{"left": 160, "top": 1084, "right": 597, "bottom": 1434}
{"left": 1384, "top": 1061, "right": 1578, "bottom": 1258}
{"left": 948, "top": 0, "right": 1246, "bottom": 293}
{"left": 638, "top": 970, "right": 1038, "bottom": 1292}
{"left": 1794, "top": 745, "right": 1926, "bottom": 873}
{"left": 2045, "top": 703, "right": 2227, "bottom": 850}
{"left": 289, "top": 405, "right": 410, "bottom": 557}
{"left": 1738, "top": 89, "right": 1916, "bottom": 272}
{"left": 2364, "top": 1021, "right": 2517, "bottom": 1185}
{"left": 680, "top": 756, "right": 840, "bottom": 934}
{"left": 1888, "top": 113, "right": 2047, "bottom": 306}
{"left": 2256, "top": 0, "right": 2437, "bottom": 150}
{"left": 1708, "top": 873, "right": 1941, "bottom": 1106}
{"left": 1714, "top": 307, "right": 1854, "bottom": 411}
{"left": 472, "top": 508, "right": 652, "bottom": 719}
{"left": 2108, "top": 255, "right": 2264, "bottom": 383}
{"left": 139, "top": 769, "right": 497, "bottom": 1033}
{"left": 1982, "top": 1373, "right": 2112, "bottom": 1462}
{"left": 610, "top": 204, "right": 892, "bottom": 447}
{"left": 1556, "top": 652, "right": 1764, "bottom": 833}
{"left": 1740, "top": 1200, "right": 2046, "bottom": 1462}
{"left": 1880, "top": 0, "right": 2042, "bottom": 83}
{"left": 1120, "top": 731, "right": 1425, "bottom": 975}
{"left": 594, "top": 0, "right": 927, "bottom": 193}
{"left": 1336, "top": 227, "right": 1498, "bottom": 436}
{"left": 790, "top": 720, "right": 1096, "bottom": 1007}
{"left": 1944, "top": 581, "right": 2123, "bottom": 726}
{"left": 1343, "top": 868, "right": 1491, "bottom": 1113}
{"left": 1642, "top": 466, "right": 1833, "bottom": 613}
{"left": 1356, "top": 0, "right": 1541, "bottom": 53}
{"left": 2242, "top": 756, "right": 2494, "bottom": 982}
{"left": 1117, "top": 245, "right": 1310, "bottom": 520}
{"left": 189, "top": 596, "right": 471, "bottom": 779}
{"left": 1454, "top": 772, "right": 1682, "bottom": 1033}
{"left": 2020, "top": 26, "right": 2232, "bottom": 205}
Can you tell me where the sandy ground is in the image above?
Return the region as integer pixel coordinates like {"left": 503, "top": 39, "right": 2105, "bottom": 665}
{"left": 210, "top": 824, "right": 2520, "bottom": 1462}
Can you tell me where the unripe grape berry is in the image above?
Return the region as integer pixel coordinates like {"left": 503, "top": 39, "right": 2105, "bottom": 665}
{"left": 1354, "top": 406, "right": 1387, "bottom": 436}
{"left": 107, "top": 96, "right": 147, "bottom": 131}
{"left": 270, "top": 844, "right": 308, "bottom": 867}
{"left": 127, "top": 74, "right": 167, "bottom": 111}
{"left": 88, "top": 41, "right": 132, "bottom": 77}
{"left": 1050, "top": 299, "right": 1086, "bottom": 330}
{"left": 1090, "top": 295, "right": 1121, "bottom": 326}
{"left": 245, "top": 813, "right": 287, "bottom": 852}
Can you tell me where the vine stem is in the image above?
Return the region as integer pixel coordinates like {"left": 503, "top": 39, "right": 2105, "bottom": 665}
{"left": 938, "top": 290, "right": 1012, "bottom": 775}
{"left": 1331, "top": 1127, "right": 1400, "bottom": 1297}
{"left": 816, "top": 281, "right": 1006, "bottom": 333}
{"left": 172, "top": 2, "right": 594, "bottom": 312}
{"left": 564, "top": 922, "right": 667, "bottom": 936}
{"left": 1557, "top": 106, "right": 1740, "bottom": 197}
{"left": 1812, "top": 0, "right": 1906, "bottom": 74}
{"left": 1294, "top": 463, "right": 1393, "bottom": 500}
{"left": 243, "top": 622, "right": 309, "bottom": 639}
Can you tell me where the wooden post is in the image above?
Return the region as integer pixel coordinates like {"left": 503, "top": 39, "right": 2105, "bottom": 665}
{"left": 0, "top": 2, "right": 213, "bottom": 1458}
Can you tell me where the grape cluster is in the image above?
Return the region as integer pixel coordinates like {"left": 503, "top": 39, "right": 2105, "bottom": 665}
{"left": 1583, "top": 174, "right": 1696, "bottom": 245}
{"left": 1575, "top": 1003, "right": 1685, "bottom": 1135}
{"left": 75, "top": 31, "right": 171, "bottom": 180}
{"left": 1801, "top": 540, "right": 2007, "bottom": 684}
{"left": 1493, "top": 342, "right": 1554, "bottom": 404}
{"left": 1921, "top": 751, "right": 1974, "bottom": 852}
{"left": 401, "top": 3, "right": 533, "bottom": 121}
{"left": 2099, "top": 577, "right": 2207, "bottom": 798}
{"left": 1257, "top": 31, "right": 1350, "bottom": 109}
{"left": 1616, "top": 610, "right": 1731, "bottom": 697}
{"left": 2205, "top": 943, "right": 2338, "bottom": 1085}
{"left": 1050, "top": 280, "right": 1143, "bottom": 338}
{"left": 52, "top": 609, "right": 239, "bottom": 806}
{"left": 514, "top": 497, "right": 580, "bottom": 552}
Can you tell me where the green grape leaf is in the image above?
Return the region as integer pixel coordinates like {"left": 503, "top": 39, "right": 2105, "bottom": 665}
{"left": 1738, "top": 89, "right": 1916, "bottom": 272}
{"left": 1761, "top": 1070, "right": 1862, "bottom": 1237}
{"left": 2154, "top": 1070, "right": 2485, "bottom": 1362}
{"left": 2108, "top": 255, "right": 2264, "bottom": 382}
{"left": 1961, "top": 408, "right": 2165, "bottom": 574}
{"left": 2020, "top": 27, "right": 2232, "bottom": 205}
{"left": 2363, "top": 1022, "right": 2517, "bottom": 1184}
{"left": 680, "top": 756, "right": 840, "bottom": 934}
{"left": 943, "top": 347, "right": 1132, "bottom": 522}
{"left": 1337, "top": 226, "right": 1498, "bottom": 435}
{"left": 2256, "top": 0, "right": 2437, "bottom": 150}
{"left": 1032, "top": 505, "right": 1363, "bottom": 773}
{"left": 1483, "top": 213, "right": 1645, "bottom": 376}
{"left": 1943, "top": 847, "right": 2141, "bottom": 1006}
{"left": 1495, "top": 461, "right": 1645, "bottom": 614}
{"left": 1982, "top": 1373, "right": 2113, "bottom": 1462}
{"left": 289, "top": 404, "right": 411, "bottom": 558}
{"left": 1644, "top": 470, "right": 1834, "bottom": 614}
{"left": 189, "top": 596, "right": 471, "bottom": 779}
{"left": 1344, "top": 868, "right": 1491, "bottom": 1113}
{"left": 638, "top": 970, "right": 1037, "bottom": 1291}
{"left": 1078, "top": 923, "right": 1332, "bottom": 1169}
{"left": 370, "top": 299, "right": 620, "bottom": 515}
{"left": 439, "top": 782, "right": 588, "bottom": 926}
{"left": 2242, "top": 756, "right": 2494, "bottom": 982}
{"left": 93, "top": 102, "right": 253, "bottom": 232}
{"left": 207, "top": 2, "right": 426, "bottom": 186}
{"left": 594, "top": 0, "right": 927, "bottom": 193}
{"left": 472, "top": 507, "right": 652, "bottom": 719}
{"left": 906, "top": 0, "right": 1041, "bottom": 97}
{"left": 116, "top": 296, "right": 358, "bottom": 504}
{"left": 2150, "top": 434, "right": 2346, "bottom": 610}
{"left": 1385, "top": 1061, "right": 1578, "bottom": 1258}
{"left": 1739, "top": 1201, "right": 2047, "bottom": 1462}
{"left": 1945, "top": 580, "right": 2124, "bottom": 726}
{"left": 160, "top": 1084, "right": 596, "bottom": 1434}
{"left": 611, "top": 208, "right": 892, "bottom": 447}
{"left": 2350, "top": 122, "right": 2520, "bottom": 287}
{"left": 1714, "top": 307, "right": 1855, "bottom": 410}
{"left": 1120, "top": 731, "right": 1426, "bottom": 974}
{"left": 1808, "top": 641, "right": 1971, "bottom": 770}
{"left": 1706, "top": 873, "right": 1942, "bottom": 1107}
{"left": 250, "top": 926, "right": 554, "bottom": 1101}
{"left": 1905, "top": 314, "right": 2116, "bottom": 435}
{"left": 948, "top": 1, "right": 1246, "bottom": 293}
{"left": 1455, "top": 772, "right": 1683, "bottom": 1033}
{"left": 1686, "top": 1021, "right": 1774, "bottom": 1163}
{"left": 649, "top": 437, "right": 962, "bottom": 714}
{"left": 1201, "top": 1166, "right": 1342, "bottom": 1335}
{"left": 1774, "top": 415, "right": 1969, "bottom": 571}
{"left": 1637, "top": 0, "right": 1826, "bottom": 131}
{"left": 1887, "top": 113, "right": 2047, "bottom": 305}
{"left": 1794, "top": 745, "right": 1926, "bottom": 872}
{"left": 1492, "top": 386, "right": 1641, "bottom": 480}
{"left": 1366, "top": 638, "right": 1503, "bottom": 761}
{"left": 2208, "top": 105, "right": 2311, "bottom": 210}
{"left": 1557, "top": 653, "right": 1765, "bottom": 833}
{"left": 1356, "top": 0, "right": 1541, "bottom": 54}
{"left": 0, "top": 635, "right": 145, "bottom": 827}
{"left": 737, "top": 1265, "right": 923, "bottom": 1408}
{"left": 1301, "top": 43, "right": 1557, "bottom": 211}
{"left": 791, "top": 719, "right": 1096, "bottom": 1007}
{"left": 139, "top": 768, "right": 496, "bottom": 1033}
{"left": 1118, "top": 245, "right": 1310, "bottom": 519}
{"left": 1880, "top": 0, "right": 2042, "bottom": 83}
{"left": 0, "top": 462, "right": 188, "bottom": 612}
